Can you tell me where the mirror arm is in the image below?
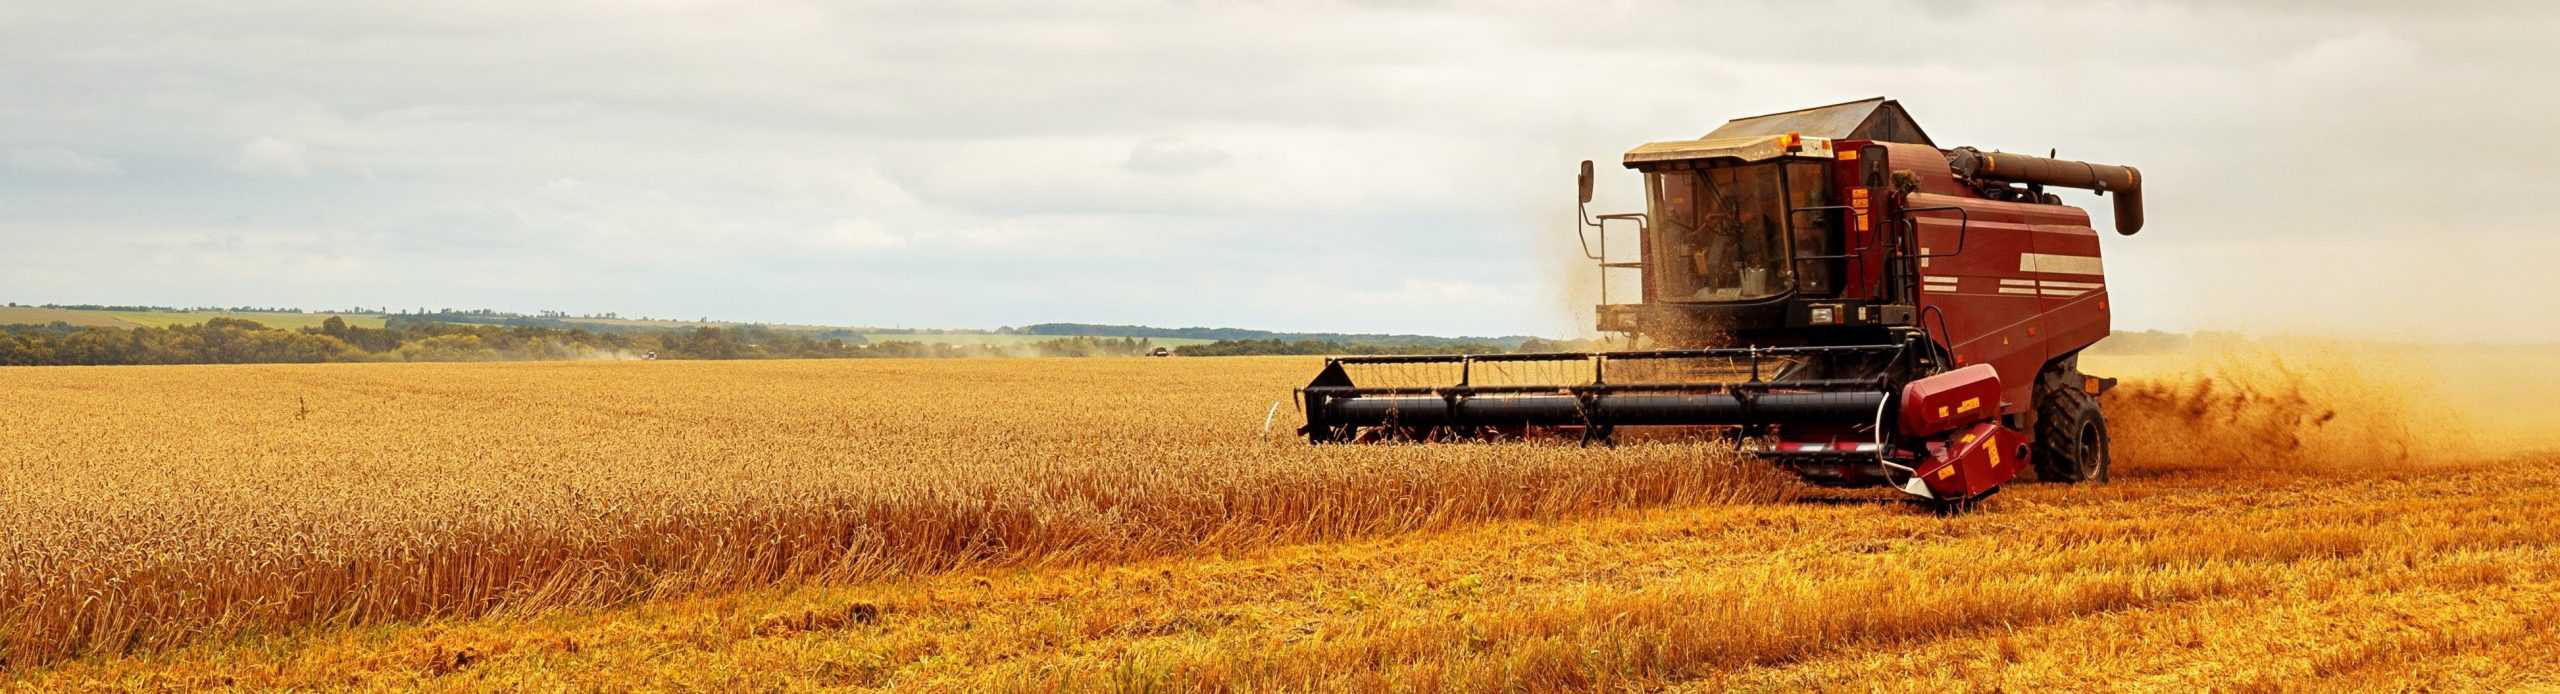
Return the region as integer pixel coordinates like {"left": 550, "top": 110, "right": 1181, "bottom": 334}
{"left": 1576, "top": 200, "right": 1602, "bottom": 260}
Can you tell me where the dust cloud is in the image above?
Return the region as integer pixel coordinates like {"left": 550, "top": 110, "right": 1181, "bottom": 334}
{"left": 1536, "top": 204, "right": 1609, "bottom": 340}
{"left": 2089, "top": 338, "right": 2560, "bottom": 472}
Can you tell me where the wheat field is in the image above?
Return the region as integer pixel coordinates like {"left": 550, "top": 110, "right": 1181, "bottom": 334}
{"left": 0, "top": 357, "right": 1786, "bottom": 673}
{"left": 4, "top": 343, "right": 2557, "bottom": 690}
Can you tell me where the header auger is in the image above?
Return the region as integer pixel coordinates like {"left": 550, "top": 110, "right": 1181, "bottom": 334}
{"left": 1299, "top": 98, "right": 2143, "bottom": 507}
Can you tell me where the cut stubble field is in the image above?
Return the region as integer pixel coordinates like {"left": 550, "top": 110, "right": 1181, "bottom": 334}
{"left": 4, "top": 342, "right": 2557, "bottom": 691}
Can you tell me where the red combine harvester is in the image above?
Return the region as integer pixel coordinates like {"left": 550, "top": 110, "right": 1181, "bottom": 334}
{"left": 1299, "top": 98, "right": 2142, "bottom": 506}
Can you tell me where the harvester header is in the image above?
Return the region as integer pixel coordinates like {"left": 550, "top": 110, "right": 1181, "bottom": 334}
{"left": 1298, "top": 97, "right": 2144, "bottom": 507}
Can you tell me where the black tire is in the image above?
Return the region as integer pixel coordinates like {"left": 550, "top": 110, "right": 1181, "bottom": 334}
{"left": 2034, "top": 367, "right": 2112, "bottom": 483}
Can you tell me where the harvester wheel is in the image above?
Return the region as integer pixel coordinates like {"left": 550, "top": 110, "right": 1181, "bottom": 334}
{"left": 2034, "top": 372, "right": 2112, "bottom": 483}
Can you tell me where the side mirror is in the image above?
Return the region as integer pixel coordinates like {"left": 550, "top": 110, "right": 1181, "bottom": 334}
{"left": 1576, "top": 160, "right": 1595, "bottom": 204}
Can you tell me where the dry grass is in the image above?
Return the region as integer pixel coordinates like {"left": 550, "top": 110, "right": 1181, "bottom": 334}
{"left": 5, "top": 341, "right": 2556, "bottom": 691}
{"left": 0, "top": 357, "right": 1787, "bottom": 670}
{"left": 20, "top": 461, "right": 2559, "bottom": 692}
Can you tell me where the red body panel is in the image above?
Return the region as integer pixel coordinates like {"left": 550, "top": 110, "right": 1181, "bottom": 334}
{"left": 1875, "top": 142, "right": 2113, "bottom": 417}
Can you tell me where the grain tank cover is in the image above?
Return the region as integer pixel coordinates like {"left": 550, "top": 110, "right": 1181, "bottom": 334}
{"left": 1704, "top": 97, "right": 1935, "bottom": 146}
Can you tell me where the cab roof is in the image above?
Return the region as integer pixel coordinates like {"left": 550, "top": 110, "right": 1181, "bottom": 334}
{"left": 1621, "top": 134, "right": 1801, "bottom": 169}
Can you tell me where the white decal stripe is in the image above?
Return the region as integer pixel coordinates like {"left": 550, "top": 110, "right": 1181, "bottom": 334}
{"left": 2019, "top": 253, "right": 2105, "bottom": 276}
{"left": 1922, "top": 275, "right": 1960, "bottom": 282}
{"left": 1996, "top": 287, "right": 2038, "bottom": 295}
{"left": 1997, "top": 278, "right": 2036, "bottom": 286}
{"left": 2039, "top": 280, "right": 2104, "bottom": 289}
{"left": 2039, "top": 288, "right": 2086, "bottom": 297}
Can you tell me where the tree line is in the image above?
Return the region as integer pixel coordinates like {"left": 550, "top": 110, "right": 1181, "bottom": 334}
{"left": 0, "top": 318, "right": 1165, "bottom": 366}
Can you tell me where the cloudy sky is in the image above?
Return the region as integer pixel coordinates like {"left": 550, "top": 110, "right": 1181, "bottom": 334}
{"left": 4, "top": 1, "right": 2556, "bottom": 339}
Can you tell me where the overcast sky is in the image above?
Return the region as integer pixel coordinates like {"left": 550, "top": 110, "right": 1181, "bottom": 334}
{"left": 4, "top": 1, "right": 2556, "bottom": 339}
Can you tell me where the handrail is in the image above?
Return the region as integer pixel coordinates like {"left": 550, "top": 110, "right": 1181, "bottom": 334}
{"left": 1903, "top": 205, "right": 1972, "bottom": 259}
{"left": 1579, "top": 212, "right": 1648, "bottom": 306}
{"left": 1577, "top": 208, "right": 1648, "bottom": 261}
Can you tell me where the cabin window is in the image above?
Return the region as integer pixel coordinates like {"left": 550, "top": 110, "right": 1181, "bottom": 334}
{"left": 1646, "top": 161, "right": 1828, "bottom": 301}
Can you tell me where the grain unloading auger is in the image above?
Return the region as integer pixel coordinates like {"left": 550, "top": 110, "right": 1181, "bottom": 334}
{"left": 1300, "top": 98, "right": 2142, "bottom": 505}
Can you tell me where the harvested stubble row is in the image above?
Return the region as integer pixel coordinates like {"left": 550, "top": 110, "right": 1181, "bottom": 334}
{"left": 0, "top": 357, "right": 1789, "bottom": 668}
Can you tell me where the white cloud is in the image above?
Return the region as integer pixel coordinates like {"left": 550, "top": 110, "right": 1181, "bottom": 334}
{"left": 7, "top": 147, "right": 122, "bottom": 176}
{"left": 814, "top": 218, "right": 909, "bottom": 251}
{"left": 1344, "top": 279, "right": 1530, "bottom": 310}
{"left": 232, "top": 136, "right": 310, "bottom": 177}
{"left": 0, "top": 2, "right": 2556, "bottom": 338}
{"left": 1124, "top": 138, "right": 1232, "bottom": 175}
{"left": 2282, "top": 29, "right": 2420, "bottom": 78}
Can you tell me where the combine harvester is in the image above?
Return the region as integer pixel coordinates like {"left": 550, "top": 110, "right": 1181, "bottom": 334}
{"left": 1299, "top": 98, "right": 2144, "bottom": 506}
